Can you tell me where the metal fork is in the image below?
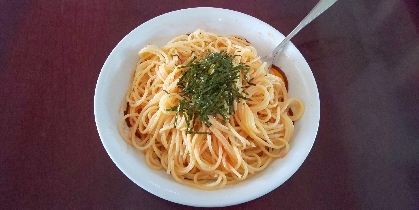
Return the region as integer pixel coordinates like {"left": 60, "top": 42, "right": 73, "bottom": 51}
{"left": 262, "top": 0, "right": 338, "bottom": 69}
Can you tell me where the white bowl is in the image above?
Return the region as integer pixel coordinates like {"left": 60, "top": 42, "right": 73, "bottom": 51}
{"left": 94, "top": 7, "right": 320, "bottom": 207}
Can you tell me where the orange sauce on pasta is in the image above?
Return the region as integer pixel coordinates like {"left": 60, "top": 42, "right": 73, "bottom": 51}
{"left": 270, "top": 65, "right": 293, "bottom": 116}
{"left": 270, "top": 65, "right": 288, "bottom": 91}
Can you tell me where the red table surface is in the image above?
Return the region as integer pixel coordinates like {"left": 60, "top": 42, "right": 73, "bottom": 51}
{"left": 2, "top": 0, "right": 419, "bottom": 209}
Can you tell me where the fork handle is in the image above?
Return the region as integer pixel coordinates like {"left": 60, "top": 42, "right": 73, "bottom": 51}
{"left": 271, "top": 0, "right": 338, "bottom": 58}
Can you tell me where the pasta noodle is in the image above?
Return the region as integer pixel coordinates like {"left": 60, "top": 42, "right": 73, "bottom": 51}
{"left": 118, "top": 29, "right": 304, "bottom": 190}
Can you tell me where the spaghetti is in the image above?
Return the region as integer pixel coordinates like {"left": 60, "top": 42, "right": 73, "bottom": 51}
{"left": 118, "top": 29, "right": 304, "bottom": 190}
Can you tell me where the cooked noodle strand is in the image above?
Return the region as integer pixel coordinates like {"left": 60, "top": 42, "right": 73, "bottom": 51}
{"left": 118, "top": 29, "right": 304, "bottom": 190}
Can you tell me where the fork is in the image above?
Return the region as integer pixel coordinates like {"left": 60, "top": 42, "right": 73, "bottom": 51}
{"left": 261, "top": 0, "right": 338, "bottom": 69}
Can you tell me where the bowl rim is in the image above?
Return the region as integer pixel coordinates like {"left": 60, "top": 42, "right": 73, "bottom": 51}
{"left": 94, "top": 7, "right": 320, "bottom": 207}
